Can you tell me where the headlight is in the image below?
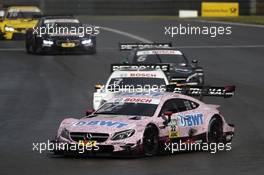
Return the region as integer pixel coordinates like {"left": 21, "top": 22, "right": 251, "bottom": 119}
{"left": 81, "top": 39, "right": 92, "bottom": 45}
{"left": 111, "top": 129, "right": 135, "bottom": 140}
{"left": 60, "top": 128, "right": 70, "bottom": 140}
{"left": 43, "top": 40, "right": 54, "bottom": 46}
{"left": 5, "top": 26, "right": 15, "bottom": 32}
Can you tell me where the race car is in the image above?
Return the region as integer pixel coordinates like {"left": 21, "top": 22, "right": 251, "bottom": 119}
{"left": 1, "top": 6, "right": 42, "bottom": 40}
{"left": 25, "top": 16, "right": 96, "bottom": 54}
{"left": 120, "top": 43, "right": 204, "bottom": 86}
{"left": 93, "top": 65, "right": 169, "bottom": 110}
{"left": 53, "top": 85, "right": 235, "bottom": 157}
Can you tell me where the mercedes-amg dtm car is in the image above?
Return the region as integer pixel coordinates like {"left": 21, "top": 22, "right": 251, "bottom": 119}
{"left": 1, "top": 6, "right": 42, "bottom": 40}
{"left": 53, "top": 85, "right": 235, "bottom": 157}
{"left": 120, "top": 43, "right": 204, "bottom": 86}
{"left": 93, "top": 65, "right": 169, "bottom": 110}
{"left": 25, "top": 16, "right": 96, "bottom": 54}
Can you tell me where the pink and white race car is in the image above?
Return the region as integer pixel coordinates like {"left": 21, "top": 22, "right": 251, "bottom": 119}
{"left": 53, "top": 85, "right": 235, "bottom": 157}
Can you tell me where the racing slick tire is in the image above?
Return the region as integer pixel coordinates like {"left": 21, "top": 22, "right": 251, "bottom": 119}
{"left": 143, "top": 125, "right": 159, "bottom": 156}
{"left": 26, "top": 41, "right": 34, "bottom": 54}
{"left": 90, "top": 47, "right": 97, "bottom": 54}
{"left": 207, "top": 117, "right": 223, "bottom": 144}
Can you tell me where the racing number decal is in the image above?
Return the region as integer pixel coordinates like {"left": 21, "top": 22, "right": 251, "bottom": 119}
{"left": 113, "top": 78, "right": 122, "bottom": 85}
{"left": 137, "top": 56, "right": 146, "bottom": 62}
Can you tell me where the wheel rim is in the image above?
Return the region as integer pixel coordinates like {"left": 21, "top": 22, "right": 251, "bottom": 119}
{"left": 208, "top": 120, "right": 223, "bottom": 143}
{"left": 143, "top": 130, "right": 158, "bottom": 155}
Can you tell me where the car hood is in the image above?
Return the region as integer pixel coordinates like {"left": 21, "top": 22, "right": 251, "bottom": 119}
{"left": 4, "top": 19, "right": 38, "bottom": 28}
{"left": 66, "top": 115, "right": 147, "bottom": 134}
{"left": 46, "top": 34, "right": 89, "bottom": 40}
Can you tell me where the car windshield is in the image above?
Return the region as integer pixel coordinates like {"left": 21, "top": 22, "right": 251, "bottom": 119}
{"left": 6, "top": 11, "right": 41, "bottom": 19}
{"left": 134, "top": 51, "right": 187, "bottom": 65}
{"left": 94, "top": 102, "right": 158, "bottom": 116}
{"left": 107, "top": 77, "right": 166, "bottom": 92}
{"left": 45, "top": 22, "right": 81, "bottom": 28}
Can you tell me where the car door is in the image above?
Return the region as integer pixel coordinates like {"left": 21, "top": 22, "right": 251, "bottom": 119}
{"left": 172, "top": 99, "right": 203, "bottom": 139}
{"left": 158, "top": 98, "right": 202, "bottom": 140}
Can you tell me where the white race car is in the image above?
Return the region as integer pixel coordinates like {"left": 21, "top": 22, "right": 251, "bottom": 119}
{"left": 93, "top": 66, "right": 169, "bottom": 110}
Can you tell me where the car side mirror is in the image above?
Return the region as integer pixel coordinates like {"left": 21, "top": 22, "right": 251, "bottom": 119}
{"left": 94, "top": 84, "right": 103, "bottom": 91}
{"left": 192, "top": 60, "right": 198, "bottom": 67}
{"left": 0, "top": 10, "right": 4, "bottom": 19}
{"left": 85, "top": 109, "right": 95, "bottom": 116}
{"left": 121, "top": 58, "right": 129, "bottom": 64}
{"left": 162, "top": 111, "right": 173, "bottom": 126}
{"left": 192, "top": 59, "right": 198, "bottom": 64}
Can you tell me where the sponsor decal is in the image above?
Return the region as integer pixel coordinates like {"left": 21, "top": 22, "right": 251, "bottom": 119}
{"left": 73, "top": 120, "right": 128, "bottom": 128}
{"left": 124, "top": 97, "right": 152, "bottom": 103}
{"left": 119, "top": 43, "right": 172, "bottom": 50}
{"left": 137, "top": 50, "right": 182, "bottom": 56}
{"left": 177, "top": 113, "right": 203, "bottom": 127}
{"left": 168, "top": 119, "right": 180, "bottom": 138}
{"left": 202, "top": 2, "right": 239, "bottom": 17}
{"left": 111, "top": 64, "right": 170, "bottom": 73}
{"left": 129, "top": 73, "right": 157, "bottom": 78}
{"left": 78, "top": 140, "right": 97, "bottom": 147}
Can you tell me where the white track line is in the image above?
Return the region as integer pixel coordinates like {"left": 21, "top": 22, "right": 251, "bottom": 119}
{"left": 100, "top": 26, "right": 152, "bottom": 43}
{"left": 174, "top": 45, "right": 264, "bottom": 49}
{"left": 1, "top": 24, "right": 263, "bottom": 52}
{"left": 0, "top": 26, "right": 152, "bottom": 52}
{"left": 1, "top": 44, "right": 264, "bottom": 52}
{"left": 100, "top": 45, "right": 264, "bottom": 49}
{"left": 0, "top": 48, "right": 24, "bottom": 51}
{"left": 196, "top": 19, "right": 264, "bottom": 28}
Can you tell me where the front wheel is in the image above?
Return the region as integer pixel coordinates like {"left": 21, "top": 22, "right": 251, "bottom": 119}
{"left": 143, "top": 125, "right": 159, "bottom": 156}
{"left": 89, "top": 47, "right": 96, "bottom": 54}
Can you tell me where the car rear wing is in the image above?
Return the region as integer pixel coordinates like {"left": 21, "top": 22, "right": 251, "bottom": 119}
{"left": 33, "top": 14, "right": 74, "bottom": 19}
{"left": 166, "top": 85, "right": 236, "bottom": 98}
{"left": 111, "top": 64, "right": 170, "bottom": 73}
{"left": 119, "top": 42, "right": 172, "bottom": 51}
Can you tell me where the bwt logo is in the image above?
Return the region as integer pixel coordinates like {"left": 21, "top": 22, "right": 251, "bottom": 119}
{"left": 73, "top": 120, "right": 128, "bottom": 128}
{"left": 177, "top": 113, "right": 203, "bottom": 127}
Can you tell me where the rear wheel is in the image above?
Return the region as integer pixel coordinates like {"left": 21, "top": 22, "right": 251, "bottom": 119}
{"left": 26, "top": 41, "right": 34, "bottom": 54}
{"left": 89, "top": 47, "right": 96, "bottom": 54}
{"left": 143, "top": 125, "right": 159, "bottom": 156}
{"left": 207, "top": 117, "right": 223, "bottom": 143}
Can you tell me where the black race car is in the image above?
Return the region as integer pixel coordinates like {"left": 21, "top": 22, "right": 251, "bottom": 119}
{"left": 120, "top": 43, "right": 204, "bottom": 86}
{"left": 25, "top": 16, "right": 96, "bottom": 54}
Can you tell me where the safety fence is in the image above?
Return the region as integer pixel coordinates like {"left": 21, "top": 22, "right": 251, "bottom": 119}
{"left": 1, "top": 0, "right": 264, "bottom": 15}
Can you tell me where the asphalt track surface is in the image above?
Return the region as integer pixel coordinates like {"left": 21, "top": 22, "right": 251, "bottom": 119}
{"left": 0, "top": 18, "right": 264, "bottom": 175}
